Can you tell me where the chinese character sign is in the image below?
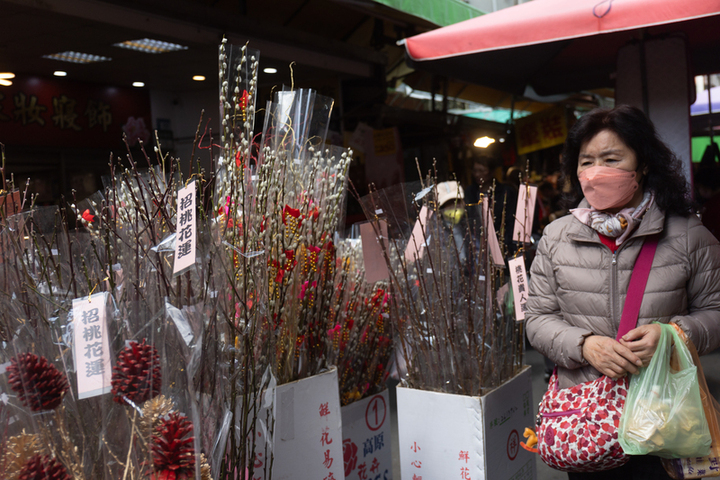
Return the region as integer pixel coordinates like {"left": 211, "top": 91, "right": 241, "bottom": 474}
{"left": 271, "top": 368, "right": 343, "bottom": 480}
{"left": 72, "top": 292, "right": 112, "bottom": 399}
{"left": 396, "top": 387, "right": 483, "bottom": 480}
{"left": 341, "top": 391, "right": 392, "bottom": 480}
{"left": 0, "top": 75, "right": 151, "bottom": 148}
{"left": 514, "top": 106, "right": 568, "bottom": 155}
{"left": 508, "top": 257, "right": 529, "bottom": 322}
{"left": 173, "top": 180, "right": 197, "bottom": 275}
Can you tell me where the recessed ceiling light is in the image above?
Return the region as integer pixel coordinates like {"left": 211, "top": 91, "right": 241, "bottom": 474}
{"left": 0, "top": 79, "right": 12, "bottom": 87}
{"left": 53, "top": 71, "right": 67, "bottom": 77}
{"left": 263, "top": 67, "right": 278, "bottom": 74}
{"left": 114, "top": 38, "right": 188, "bottom": 54}
{"left": 474, "top": 136, "right": 496, "bottom": 148}
{"left": 0, "top": 72, "right": 15, "bottom": 79}
{"left": 43, "top": 51, "right": 111, "bottom": 64}
{"left": 192, "top": 75, "right": 206, "bottom": 82}
{"left": 132, "top": 81, "right": 145, "bottom": 88}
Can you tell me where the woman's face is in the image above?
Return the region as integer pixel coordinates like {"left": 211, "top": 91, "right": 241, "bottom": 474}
{"left": 577, "top": 129, "right": 638, "bottom": 176}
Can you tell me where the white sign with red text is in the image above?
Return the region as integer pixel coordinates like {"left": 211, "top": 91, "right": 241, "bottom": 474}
{"left": 271, "top": 367, "right": 344, "bottom": 480}
{"left": 341, "top": 390, "right": 392, "bottom": 480}
{"left": 397, "top": 367, "right": 535, "bottom": 480}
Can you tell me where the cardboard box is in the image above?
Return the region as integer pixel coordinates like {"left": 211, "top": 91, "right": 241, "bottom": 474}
{"left": 341, "top": 390, "right": 393, "bottom": 480}
{"left": 396, "top": 366, "right": 535, "bottom": 480}
{"left": 269, "top": 367, "right": 345, "bottom": 480}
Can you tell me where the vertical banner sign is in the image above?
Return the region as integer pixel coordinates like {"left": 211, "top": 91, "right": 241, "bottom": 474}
{"left": 73, "top": 292, "right": 112, "bottom": 399}
{"left": 173, "top": 180, "right": 197, "bottom": 275}
{"left": 512, "top": 185, "right": 537, "bottom": 245}
{"left": 508, "top": 257, "right": 529, "bottom": 322}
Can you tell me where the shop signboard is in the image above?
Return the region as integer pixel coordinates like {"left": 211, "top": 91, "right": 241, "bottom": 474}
{"left": 0, "top": 75, "right": 151, "bottom": 148}
{"left": 515, "top": 106, "right": 567, "bottom": 155}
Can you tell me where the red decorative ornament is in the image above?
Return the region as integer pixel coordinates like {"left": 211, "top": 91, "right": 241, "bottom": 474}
{"left": 18, "top": 454, "right": 71, "bottom": 480}
{"left": 281, "top": 205, "right": 303, "bottom": 227}
{"left": 81, "top": 209, "right": 95, "bottom": 223}
{"left": 111, "top": 339, "right": 161, "bottom": 404}
{"left": 7, "top": 353, "right": 69, "bottom": 412}
{"left": 151, "top": 412, "right": 196, "bottom": 480}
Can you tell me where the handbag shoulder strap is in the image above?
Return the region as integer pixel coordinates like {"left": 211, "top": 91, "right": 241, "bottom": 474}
{"left": 615, "top": 234, "right": 659, "bottom": 341}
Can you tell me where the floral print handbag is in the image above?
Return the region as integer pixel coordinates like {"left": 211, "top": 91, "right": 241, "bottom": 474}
{"left": 537, "top": 371, "right": 630, "bottom": 471}
{"left": 535, "top": 235, "right": 658, "bottom": 472}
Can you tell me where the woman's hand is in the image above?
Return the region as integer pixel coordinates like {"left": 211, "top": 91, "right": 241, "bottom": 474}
{"left": 582, "top": 335, "right": 643, "bottom": 379}
{"left": 618, "top": 323, "right": 662, "bottom": 367}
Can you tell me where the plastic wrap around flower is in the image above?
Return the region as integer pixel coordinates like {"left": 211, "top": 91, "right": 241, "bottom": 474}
{"left": 122, "top": 116, "right": 151, "bottom": 146}
{"left": 7, "top": 353, "right": 69, "bottom": 411}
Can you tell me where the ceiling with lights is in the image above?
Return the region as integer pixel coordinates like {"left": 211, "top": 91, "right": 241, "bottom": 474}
{"left": 0, "top": 0, "right": 425, "bottom": 93}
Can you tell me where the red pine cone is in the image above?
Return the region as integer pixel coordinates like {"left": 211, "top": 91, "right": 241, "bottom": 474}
{"left": 112, "top": 339, "right": 161, "bottom": 404}
{"left": 7, "top": 353, "right": 69, "bottom": 411}
{"left": 18, "top": 454, "right": 71, "bottom": 480}
{"left": 150, "top": 412, "right": 196, "bottom": 480}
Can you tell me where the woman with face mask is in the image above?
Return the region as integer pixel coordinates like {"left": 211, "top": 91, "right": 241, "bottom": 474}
{"left": 526, "top": 105, "right": 720, "bottom": 479}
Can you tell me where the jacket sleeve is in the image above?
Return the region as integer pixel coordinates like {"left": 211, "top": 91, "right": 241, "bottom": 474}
{"left": 525, "top": 230, "right": 594, "bottom": 369}
{"left": 672, "top": 217, "right": 720, "bottom": 356}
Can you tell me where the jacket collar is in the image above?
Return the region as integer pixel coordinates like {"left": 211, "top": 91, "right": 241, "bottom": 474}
{"left": 566, "top": 196, "right": 665, "bottom": 244}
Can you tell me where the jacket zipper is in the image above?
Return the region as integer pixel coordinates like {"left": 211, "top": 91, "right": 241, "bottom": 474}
{"left": 611, "top": 252, "right": 618, "bottom": 327}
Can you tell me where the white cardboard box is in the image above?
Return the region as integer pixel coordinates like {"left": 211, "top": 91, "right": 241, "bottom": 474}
{"left": 341, "top": 390, "right": 393, "bottom": 480}
{"left": 396, "top": 366, "right": 535, "bottom": 480}
{"left": 270, "top": 367, "right": 345, "bottom": 480}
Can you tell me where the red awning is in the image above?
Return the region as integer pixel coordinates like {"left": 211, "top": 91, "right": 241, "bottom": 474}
{"left": 400, "top": 0, "right": 720, "bottom": 95}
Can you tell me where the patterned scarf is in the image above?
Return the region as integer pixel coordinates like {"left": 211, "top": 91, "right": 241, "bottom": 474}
{"left": 570, "top": 191, "right": 654, "bottom": 246}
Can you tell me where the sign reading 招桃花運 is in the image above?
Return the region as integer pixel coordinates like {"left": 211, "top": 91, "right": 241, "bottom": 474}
{"left": 72, "top": 292, "right": 112, "bottom": 400}
{"left": 173, "top": 180, "right": 197, "bottom": 275}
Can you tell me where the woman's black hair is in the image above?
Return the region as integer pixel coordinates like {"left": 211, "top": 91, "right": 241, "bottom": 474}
{"left": 560, "top": 105, "right": 693, "bottom": 216}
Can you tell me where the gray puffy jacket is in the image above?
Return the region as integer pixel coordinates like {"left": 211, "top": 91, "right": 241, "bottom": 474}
{"left": 526, "top": 199, "right": 720, "bottom": 389}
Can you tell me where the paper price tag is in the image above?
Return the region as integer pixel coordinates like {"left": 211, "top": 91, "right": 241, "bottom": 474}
{"left": 512, "top": 185, "right": 538, "bottom": 244}
{"left": 173, "top": 180, "right": 197, "bottom": 275}
{"left": 483, "top": 200, "right": 505, "bottom": 268}
{"left": 497, "top": 282, "right": 509, "bottom": 310}
{"left": 73, "top": 292, "right": 112, "bottom": 399}
{"left": 361, "top": 220, "right": 389, "bottom": 283}
{"left": 508, "top": 257, "right": 529, "bottom": 322}
{"left": 404, "top": 205, "right": 431, "bottom": 262}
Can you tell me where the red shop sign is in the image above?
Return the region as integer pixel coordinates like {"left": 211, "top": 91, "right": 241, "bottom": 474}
{"left": 0, "top": 75, "right": 152, "bottom": 149}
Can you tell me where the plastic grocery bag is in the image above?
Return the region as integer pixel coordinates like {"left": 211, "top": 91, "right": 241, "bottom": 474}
{"left": 661, "top": 323, "right": 720, "bottom": 478}
{"left": 619, "top": 323, "right": 712, "bottom": 458}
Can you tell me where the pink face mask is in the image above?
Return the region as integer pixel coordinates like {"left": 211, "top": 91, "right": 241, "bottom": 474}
{"left": 578, "top": 166, "right": 639, "bottom": 211}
